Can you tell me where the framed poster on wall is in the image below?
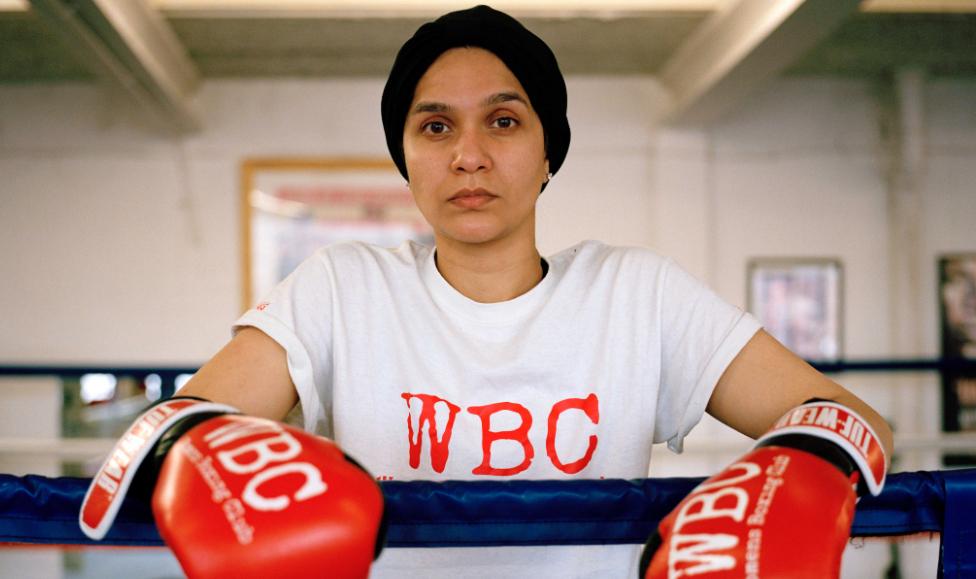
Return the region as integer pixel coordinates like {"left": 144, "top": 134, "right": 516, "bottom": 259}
{"left": 747, "top": 258, "right": 843, "bottom": 362}
{"left": 240, "top": 158, "right": 434, "bottom": 310}
{"left": 939, "top": 253, "right": 976, "bottom": 466}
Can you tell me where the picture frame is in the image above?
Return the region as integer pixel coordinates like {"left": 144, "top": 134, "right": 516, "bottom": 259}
{"left": 938, "top": 253, "right": 976, "bottom": 465}
{"left": 240, "top": 158, "right": 433, "bottom": 310}
{"left": 747, "top": 258, "right": 843, "bottom": 361}
{"left": 939, "top": 254, "right": 976, "bottom": 360}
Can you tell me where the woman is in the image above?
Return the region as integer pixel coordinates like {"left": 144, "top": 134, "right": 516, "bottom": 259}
{"left": 170, "top": 5, "right": 892, "bottom": 577}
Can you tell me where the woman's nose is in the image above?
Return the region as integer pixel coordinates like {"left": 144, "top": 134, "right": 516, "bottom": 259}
{"left": 450, "top": 128, "right": 492, "bottom": 174}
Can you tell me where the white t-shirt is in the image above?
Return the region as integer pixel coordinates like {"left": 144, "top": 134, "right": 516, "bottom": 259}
{"left": 235, "top": 239, "right": 761, "bottom": 577}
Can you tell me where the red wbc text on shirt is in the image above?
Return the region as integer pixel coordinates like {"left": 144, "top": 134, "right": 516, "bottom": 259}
{"left": 400, "top": 393, "right": 461, "bottom": 473}
{"left": 401, "top": 392, "right": 600, "bottom": 476}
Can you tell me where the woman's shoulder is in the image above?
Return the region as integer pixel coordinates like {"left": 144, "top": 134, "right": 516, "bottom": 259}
{"left": 550, "top": 240, "right": 671, "bottom": 270}
{"left": 311, "top": 239, "right": 433, "bottom": 269}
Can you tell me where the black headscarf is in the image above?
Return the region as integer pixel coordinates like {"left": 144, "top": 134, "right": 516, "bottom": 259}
{"left": 381, "top": 5, "right": 570, "bottom": 185}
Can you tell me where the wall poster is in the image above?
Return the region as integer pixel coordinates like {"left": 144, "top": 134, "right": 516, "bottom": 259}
{"left": 241, "top": 158, "right": 433, "bottom": 310}
{"left": 747, "top": 258, "right": 843, "bottom": 362}
{"left": 939, "top": 253, "right": 976, "bottom": 466}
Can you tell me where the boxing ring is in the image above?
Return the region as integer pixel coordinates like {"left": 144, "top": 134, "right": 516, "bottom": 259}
{"left": 1, "top": 470, "right": 974, "bottom": 577}
{"left": 2, "top": 362, "right": 976, "bottom": 576}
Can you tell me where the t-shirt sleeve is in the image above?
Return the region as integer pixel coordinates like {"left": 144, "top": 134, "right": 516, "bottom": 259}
{"left": 653, "top": 258, "right": 762, "bottom": 453}
{"left": 233, "top": 251, "right": 334, "bottom": 436}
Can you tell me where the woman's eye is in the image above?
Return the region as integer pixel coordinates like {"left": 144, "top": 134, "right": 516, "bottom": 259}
{"left": 493, "top": 117, "right": 517, "bottom": 129}
{"left": 422, "top": 121, "right": 448, "bottom": 135}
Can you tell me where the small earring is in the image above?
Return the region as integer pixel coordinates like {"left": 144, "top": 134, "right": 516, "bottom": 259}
{"left": 545, "top": 172, "right": 552, "bottom": 183}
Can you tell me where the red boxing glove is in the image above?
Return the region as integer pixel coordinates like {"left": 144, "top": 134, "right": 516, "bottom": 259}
{"left": 153, "top": 414, "right": 384, "bottom": 579}
{"left": 80, "top": 397, "right": 239, "bottom": 540}
{"left": 80, "top": 398, "right": 385, "bottom": 579}
{"left": 640, "top": 400, "right": 887, "bottom": 579}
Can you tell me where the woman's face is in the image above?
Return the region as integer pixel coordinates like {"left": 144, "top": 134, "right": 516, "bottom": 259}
{"left": 402, "top": 47, "right": 549, "bottom": 248}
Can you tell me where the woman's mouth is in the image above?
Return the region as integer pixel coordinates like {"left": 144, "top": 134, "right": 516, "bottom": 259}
{"left": 449, "top": 188, "right": 498, "bottom": 209}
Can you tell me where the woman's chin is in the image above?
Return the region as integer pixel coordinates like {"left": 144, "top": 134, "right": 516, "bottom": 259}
{"left": 442, "top": 231, "right": 501, "bottom": 246}
{"left": 436, "top": 219, "right": 508, "bottom": 246}
{"left": 441, "top": 230, "right": 517, "bottom": 248}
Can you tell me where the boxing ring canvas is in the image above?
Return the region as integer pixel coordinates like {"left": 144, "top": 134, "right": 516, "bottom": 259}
{"left": 0, "top": 470, "right": 974, "bottom": 577}
{"left": 240, "top": 158, "right": 433, "bottom": 310}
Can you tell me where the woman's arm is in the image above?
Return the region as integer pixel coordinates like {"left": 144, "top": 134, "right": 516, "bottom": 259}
{"left": 707, "top": 329, "right": 894, "bottom": 465}
{"left": 178, "top": 326, "right": 298, "bottom": 421}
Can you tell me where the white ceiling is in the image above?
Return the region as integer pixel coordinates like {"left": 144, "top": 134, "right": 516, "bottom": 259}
{"left": 4, "top": 0, "right": 974, "bottom": 132}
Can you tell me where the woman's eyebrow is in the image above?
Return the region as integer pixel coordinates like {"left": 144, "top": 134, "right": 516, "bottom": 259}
{"left": 412, "top": 101, "right": 450, "bottom": 115}
{"left": 411, "top": 92, "right": 528, "bottom": 116}
{"left": 485, "top": 92, "right": 528, "bottom": 107}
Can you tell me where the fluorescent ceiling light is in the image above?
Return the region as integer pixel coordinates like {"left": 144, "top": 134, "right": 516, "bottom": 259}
{"left": 6, "top": 0, "right": 974, "bottom": 16}
{"left": 0, "top": 0, "right": 27, "bottom": 11}
{"left": 150, "top": 0, "right": 728, "bottom": 18}
{"left": 862, "top": 0, "right": 976, "bottom": 11}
